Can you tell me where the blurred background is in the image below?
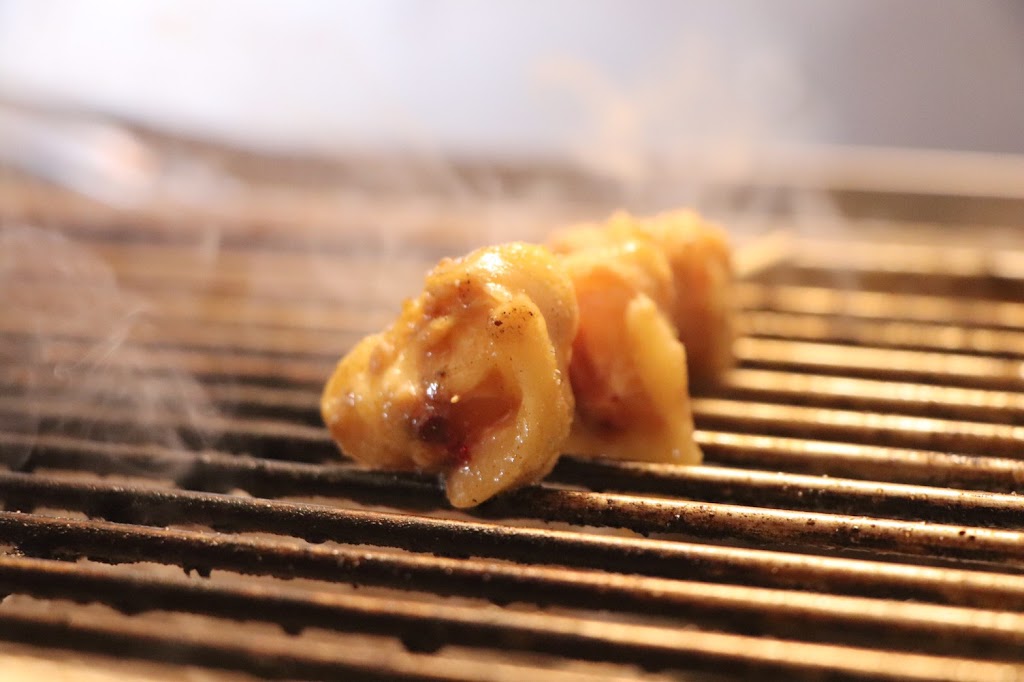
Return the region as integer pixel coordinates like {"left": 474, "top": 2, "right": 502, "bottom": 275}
{"left": 3, "top": 1, "right": 1024, "bottom": 154}
{"left": 1, "top": 0, "right": 1023, "bottom": 226}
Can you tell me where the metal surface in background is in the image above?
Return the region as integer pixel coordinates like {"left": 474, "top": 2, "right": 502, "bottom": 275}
{"left": 3, "top": 168, "right": 1024, "bottom": 679}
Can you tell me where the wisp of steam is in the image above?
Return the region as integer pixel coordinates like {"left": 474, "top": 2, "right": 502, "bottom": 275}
{"left": 0, "top": 223, "right": 219, "bottom": 475}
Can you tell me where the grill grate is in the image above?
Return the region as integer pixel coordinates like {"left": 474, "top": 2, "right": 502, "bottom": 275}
{"left": 4, "top": 194, "right": 1024, "bottom": 679}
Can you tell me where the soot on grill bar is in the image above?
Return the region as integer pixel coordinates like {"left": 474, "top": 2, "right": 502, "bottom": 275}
{"left": 4, "top": 4, "right": 1024, "bottom": 681}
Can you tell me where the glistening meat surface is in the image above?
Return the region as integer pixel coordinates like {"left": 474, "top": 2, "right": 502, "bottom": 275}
{"left": 322, "top": 211, "right": 734, "bottom": 506}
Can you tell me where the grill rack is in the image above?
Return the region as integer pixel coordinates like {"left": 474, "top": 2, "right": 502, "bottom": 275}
{"left": 4, "top": 195, "right": 1024, "bottom": 679}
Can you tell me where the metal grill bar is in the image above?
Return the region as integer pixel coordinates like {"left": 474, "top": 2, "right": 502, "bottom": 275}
{"left": 736, "top": 283, "right": 1024, "bottom": 330}
{"left": 761, "top": 267, "right": 1024, "bottom": 303}
{"left": 12, "top": 361, "right": 1024, "bottom": 427}
{"left": 787, "top": 240, "right": 1024, "bottom": 280}
{"left": 7, "top": 511, "right": 1024, "bottom": 661}
{"left": 12, "top": 286, "right": 1024, "bottom": 358}
{"left": 8, "top": 429, "right": 1024, "bottom": 529}
{"left": 698, "top": 431, "right": 1024, "bottom": 493}
{"left": 3, "top": 377, "right": 1017, "bottom": 469}
{"left": 7, "top": 331, "right": 1024, "bottom": 407}
{"left": 0, "top": 340, "right": 331, "bottom": 387}
{"left": 736, "top": 338, "right": 1024, "bottom": 390}
{"left": 16, "top": 253, "right": 1024, "bottom": 332}
{"left": 2, "top": 470, "right": 1024, "bottom": 571}
{"left": 0, "top": 319, "right": 351, "bottom": 358}
{"left": 8, "top": 387, "right": 1024, "bottom": 499}
{"left": 8, "top": 373, "right": 1024, "bottom": 492}
{"left": 719, "top": 369, "right": 1024, "bottom": 423}
{"left": 8, "top": 371, "right": 1024, "bottom": 476}
{"left": 739, "top": 311, "right": 1024, "bottom": 358}
{"left": 0, "top": 555, "right": 1022, "bottom": 680}
{"left": 10, "top": 285, "right": 386, "bottom": 332}
{"left": 0, "top": 396, "right": 332, "bottom": 462}
{"left": 10, "top": 329, "right": 1024, "bottom": 401}
{"left": 6, "top": 494, "right": 1022, "bottom": 617}
{"left": 6, "top": 305, "right": 1024, "bottom": 376}
{"left": 692, "top": 398, "right": 1024, "bottom": 458}
{"left": 0, "top": 605, "right": 623, "bottom": 682}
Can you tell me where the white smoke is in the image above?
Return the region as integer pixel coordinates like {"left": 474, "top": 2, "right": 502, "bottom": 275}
{"left": 0, "top": 223, "right": 219, "bottom": 470}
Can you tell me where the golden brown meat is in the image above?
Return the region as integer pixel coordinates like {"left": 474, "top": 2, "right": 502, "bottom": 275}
{"left": 641, "top": 210, "right": 735, "bottom": 383}
{"left": 553, "top": 225, "right": 702, "bottom": 465}
{"left": 549, "top": 209, "right": 735, "bottom": 385}
{"left": 321, "top": 243, "right": 578, "bottom": 508}
{"left": 322, "top": 209, "right": 733, "bottom": 505}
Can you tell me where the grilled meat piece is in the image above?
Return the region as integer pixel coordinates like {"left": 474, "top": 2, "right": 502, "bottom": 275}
{"left": 323, "top": 210, "right": 733, "bottom": 505}
{"left": 549, "top": 209, "right": 735, "bottom": 385}
{"left": 549, "top": 213, "right": 723, "bottom": 465}
{"left": 322, "top": 243, "right": 578, "bottom": 508}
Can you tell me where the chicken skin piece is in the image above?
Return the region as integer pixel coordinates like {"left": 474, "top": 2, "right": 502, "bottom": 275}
{"left": 321, "top": 243, "right": 578, "bottom": 508}
{"left": 556, "top": 231, "right": 702, "bottom": 465}
{"left": 549, "top": 209, "right": 735, "bottom": 385}
{"left": 322, "top": 210, "right": 732, "bottom": 504}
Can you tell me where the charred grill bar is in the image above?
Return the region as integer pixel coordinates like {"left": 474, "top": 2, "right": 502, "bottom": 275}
{"left": 3, "top": 173, "right": 1024, "bottom": 679}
